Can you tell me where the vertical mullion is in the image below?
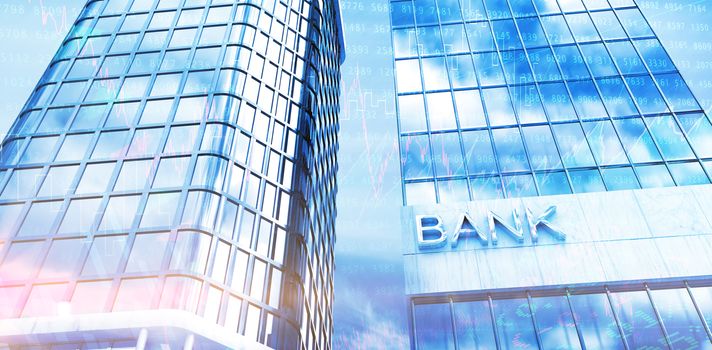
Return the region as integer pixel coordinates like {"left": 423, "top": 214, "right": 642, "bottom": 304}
{"left": 488, "top": 294, "right": 502, "bottom": 349}
{"left": 685, "top": 281, "right": 712, "bottom": 343}
{"left": 565, "top": 289, "right": 587, "bottom": 350}
{"left": 644, "top": 284, "right": 673, "bottom": 350}
{"left": 526, "top": 291, "right": 544, "bottom": 349}
{"left": 605, "top": 287, "right": 630, "bottom": 350}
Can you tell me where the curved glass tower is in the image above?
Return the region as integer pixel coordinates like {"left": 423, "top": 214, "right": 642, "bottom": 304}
{"left": 0, "top": 0, "right": 343, "bottom": 349}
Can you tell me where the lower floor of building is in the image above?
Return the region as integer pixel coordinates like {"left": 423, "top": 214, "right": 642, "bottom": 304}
{"left": 410, "top": 278, "right": 712, "bottom": 350}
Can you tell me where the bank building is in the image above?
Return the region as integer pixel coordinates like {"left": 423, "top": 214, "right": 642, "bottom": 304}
{"left": 0, "top": 0, "right": 344, "bottom": 349}
{"left": 391, "top": 0, "right": 712, "bottom": 348}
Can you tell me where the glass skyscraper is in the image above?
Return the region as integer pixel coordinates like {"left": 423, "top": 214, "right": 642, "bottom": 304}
{"left": 0, "top": 0, "right": 343, "bottom": 349}
{"left": 391, "top": 0, "right": 712, "bottom": 349}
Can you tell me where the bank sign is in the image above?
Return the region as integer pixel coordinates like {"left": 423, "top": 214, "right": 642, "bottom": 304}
{"left": 415, "top": 205, "right": 566, "bottom": 250}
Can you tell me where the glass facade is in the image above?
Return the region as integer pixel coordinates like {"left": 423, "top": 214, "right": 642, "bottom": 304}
{"left": 391, "top": 0, "right": 712, "bottom": 205}
{"left": 0, "top": 0, "right": 343, "bottom": 349}
{"left": 413, "top": 284, "right": 712, "bottom": 350}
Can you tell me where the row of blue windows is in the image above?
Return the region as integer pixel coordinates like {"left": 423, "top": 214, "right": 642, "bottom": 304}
{"left": 402, "top": 114, "right": 712, "bottom": 178}
{"left": 396, "top": 47, "right": 682, "bottom": 94}
{"left": 414, "top": 286, "right": 712, "bottom": 349}
{"left": 393, "top": 9, "right": 654, "bottom": 55}
{"left": 397, "top": 76, "right": 699, "bottom": 135}
{"left": 391, "top": 0, "right": 639, "bottom": 27}
{"left": 403, "top": 160, "right": 712, "bottom": 204}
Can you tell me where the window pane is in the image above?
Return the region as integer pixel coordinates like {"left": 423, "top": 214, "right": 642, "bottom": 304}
{"left": 72, "top": 104, "right": 108, "bottom": 130}
{"left": 99, "top": 195, "right": 141, "bottom": 231}
{"left": 471, "top": 176, "right": 504, "bottom": 200}
{"left": 38, "top": 238, "right": 88, "bottom": 279}
{"left": 76, "top": 162, "right": 116, "bottom": 194}
{"left": 19, "top": 137, "right": 58, "bottom": 164}
{"left": 568, "top": 81, "right": 607, "bottom": 120}
{"left": 452, "top": 300, "right": 497, "bottom": 349}
{"left": 536, "top": 172, "right": 572, "bottom": 195}
{"left": 454, "top": 90, "right": 486, "bottom": 129}
{"left": 532, "top": 296, "right": 582, "bottom": 349}
{"left": 522, "top": 125, "right": 562, "bottom": 170}
{"left": 105, "top": 102, "right": 140, "bottom": 128}
{"left": 82, "top": 235, "right": 128, "bottom": 276}
{"left": 1, "top": 168, "right": 44, "bottom": 199}
{"left": 17, "top": 201, "right": 62, "bottom": 237}
{"left": 510, "top": 84, "right": 547, "bottom": 124}
{"left": 637, "top": 164, "right": 675, "bottom": 188}
{"left": 474, "top": 52, "right": 505, "bottom": 86}
{"left": 529, "top": 48, "right": 561, "bottom": 82}
{"left": 113, "top": 278, "right": 159, "bottom": 311}
{"left": 401, "top": 135, "right": 433, "bottom": 180}
{"left": 647, "top": 116, "right": 695, "bottom": 161}
{"left": 427, "top": 92, "right": 457, "bottom": 131}
{"left": 492, "top": 298, "right": 539, "bottom": 349}
{"left": 395, "top": 59, "right": 422, "bottom": 93}
{"left": 140, "top": 99, "right": 174, "bottom": 125}
{"left": 125, "top": 233, "right": 170, "bottom": 273}
{"left": 55, "top": 134, "right": 94, "bottom": 162}
{"left": 517, "top": 17, "right": 547, "bottom": 48}
{"left": 405, "top": 181, "right": 436, "bottom": 205}
{"left": 613, "top": 118, "right": 661, "bottom": 163}
{"left": 597, "top": 77, "right": 637, "bottom": 117}
{"left": 114, "top": 159, "right": 153, "bottom": 191}
{"left": 678, "top": 114, "right": 712, "bottom": 158}
{"left": 503, "top": 174, "right": 537, "bottom": 197}
{"left": 463, "top": 131, "right": 497, "bottom": 175}
{"left": 570, "top": 293, "right": 625, "bottom": 349}
{"left": 431, "top": 133, "right": 465, "bottom": 177}
{"left": 626, "top": 75, "right": 669, "bottom": 115}
{"left": 160, "top": 276, "right": 202, "bottom": 313}
{"left": 609, "top": 41, "right": 646, "bottom": 75}
{"left": 38, "top": 165, "right": 79, "bottom": 197}
{"left": 582, "top": 121, "right": 627, "bottom": 166}
{"left": 421, "top": 57, "right": 449, "bottom": 92}
{"left": 651, "top": 288, "right": 711, "bottom": 349}
{"left": 483, "top": 88, "right": 516, "bottom": 127}
{"left": 0, "top": 241, "right": 45, "bottom": 281}
{"left": 38, "top": 107, "right": 74, "bottom": 133}
{"left": 540, "top": 82, "right": 576, "bottom": 122}
{"left": 139, "top": 192, "right": 180, "bottom": 228}
{"left": 92, "top": 131, "right": 129, "bottom": 159}
{"left": 554, "top": 45, "right": 589, "bottom": 81}
{"left": 466, "top": 22, "right": 495, "bottom": 52}
{"left": 399, "top": 95, "right": 428, "bottom": 133}
{"left": 71, "top": 281, "right": 112, "bottom": 314}
{"left": 0, "top": 204, "right": 24, "bottom": 240}
{"left": 669, "top": 162, "right": 709, "bottom": 186}
{"left": 439, "top": 179, "right": 470, "bottom": 203}
{"left": 609, "top": 291, "right": 668, "bottom": 349}
{"left": 602, "top": 167, "right": 640, "bottom": 191}
{"left": 22, "top": 283, "right": 67, "bottom": 317}
{"left": 655, "top": 73, "right": 701, "bottom": 112}
{"left": 492, "top": 128, "right": 529, "bottom": 172}
{"left": 570, "top": 169, "right": 606, "bottom": 193}
{"left": 153, "top": 157, "right": 190, "bottom": 188}
{"left": 448, "top": 55, "right": 477, "bottom": 89}
{"left": 58, "top": 198, "right": 102, "bottom": 234}
{"left": 414, "top": 303, "right": 455, "bottom": 350}
{"left": 169, "top": 230, "right": 212, "bottom": 274}
{"left": 391, "top": 0, "right": 415, "bottom": 26}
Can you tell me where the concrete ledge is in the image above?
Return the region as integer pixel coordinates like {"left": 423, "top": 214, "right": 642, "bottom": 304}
{"left": 0, "top": 309, "right": 271, "bottom": 349}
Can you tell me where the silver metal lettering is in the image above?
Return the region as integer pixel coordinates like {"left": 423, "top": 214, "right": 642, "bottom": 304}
{"left": 451, "top": 213, "right": 488, "bottom": 247}
{"left": 416, "top": 215, "right": 447, "bottom": 249}
{"left": 526, "top": 206, "right": 566, "bottom": 243}
{"left": 488, "top": 208, "right": 523, "bottom": 245}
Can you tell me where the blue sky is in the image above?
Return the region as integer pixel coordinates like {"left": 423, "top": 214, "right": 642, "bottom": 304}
{"left": 1, "top": 0, "right": 711, "bottom": 348}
